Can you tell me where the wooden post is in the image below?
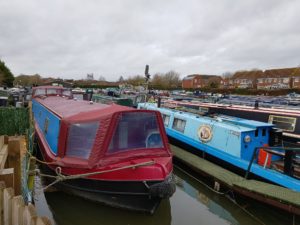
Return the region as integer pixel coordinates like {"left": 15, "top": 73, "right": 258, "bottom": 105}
{"left": 0, "top": 136, "right": 8, "bottom": 170}
{"left": 3, "top": 188, "right": 14, "bottom": 225}
{"left": 0, "top": 137, "right": 4, "bottom": 151}
{"left": 35, "top": 217, "right": 51, "bottom": 225}
{"left": 7, "top": 138, "right": 21, "bottom": 195}
{"left": 0, "top": 169, "right": 14, "bottom": 190}
{"left": 0, "top": 182, "right": 6, "bottom": 225}
{"left": 12, "top": 196, "right": 24, "bottom": 225}
{"left": 23, "top": 204, "right": 37, "bottom": 225}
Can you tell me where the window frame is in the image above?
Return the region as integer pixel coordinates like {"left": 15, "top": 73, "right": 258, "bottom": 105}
{"left": 268, "top": 115, "right": 297, "bottom": 132}
{"left": 172, "top": 117, "right": 186, "bottom": 133}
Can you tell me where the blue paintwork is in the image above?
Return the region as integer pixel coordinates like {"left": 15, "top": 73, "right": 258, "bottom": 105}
{"left": 138, "top": 103, "right": 300, "bottom": 192}
{"left": 32, "top": 99, "right": 60, "bottom": 155}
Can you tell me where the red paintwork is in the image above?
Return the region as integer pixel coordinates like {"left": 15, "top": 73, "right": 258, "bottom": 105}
{"left": 33, "top": 86, "right": 173, "bottom": 182}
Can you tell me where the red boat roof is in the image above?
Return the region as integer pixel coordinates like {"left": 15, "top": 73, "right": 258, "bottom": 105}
{"left": 34, "top": 96, "right": 131, "bottom": 120}
{"left": 32, "top": 86, "right": 63, "bottom": 90}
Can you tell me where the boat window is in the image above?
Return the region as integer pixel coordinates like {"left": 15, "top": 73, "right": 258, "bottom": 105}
{"left": 65, "top": 121, "right": 99, "bottom": 159}
{"left": 47, "top": 89, "right": 59, "bottom": 95}
{"left": 172, "top": 118, "right": 186, "bottom": 133}
{"left": 199, "top": 107, "right": 208, "bottom": 113}
{"left": 268, "top": 115, "right": 296, "bottom": 132}
{"left": 108, "top": 112, "right": 163, "bottom": 153}
{"left": 34, "top": 89, "right": 46, "bottom": 96}
{"left": 44, "top": 118, "right": 49, "bottom": 134}
{"left": 73, "top": 94, "right": 84, "bottom": 100}
{"left": 161, "top": 114, "right": 170, "bottom": 126}
{"left": 262, "top": 128, "right": 266, "bottom": 136}
{"left": 62, "top": 90, "right": 72, "bottom": 97}
{"left": 255, "top": 129, "right": 258, "bottom": 137}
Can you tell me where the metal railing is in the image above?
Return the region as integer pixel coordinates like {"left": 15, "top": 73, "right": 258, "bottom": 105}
{"left": 245, "top": 146, "right": 300, "bottom": 179}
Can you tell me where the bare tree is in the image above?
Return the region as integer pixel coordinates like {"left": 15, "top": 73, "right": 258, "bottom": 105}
{"left": 163, "top": 70, "right": 181, "bottom": 88}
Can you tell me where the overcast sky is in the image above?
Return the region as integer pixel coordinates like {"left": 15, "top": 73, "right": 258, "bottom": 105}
{"left": 0, "top": 0, "right": 299, "bottom": 81}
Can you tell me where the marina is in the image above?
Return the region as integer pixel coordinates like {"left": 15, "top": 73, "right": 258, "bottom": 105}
{"left": 0, "top": 87, "right": 300, "bottom": 225}
{"left": 2, "top": 1, "right": 300, "bottom": 224}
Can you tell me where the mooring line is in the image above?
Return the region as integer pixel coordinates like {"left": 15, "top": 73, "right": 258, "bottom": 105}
{"left": 32, "top": 160, "right": 155, "bottom": 191}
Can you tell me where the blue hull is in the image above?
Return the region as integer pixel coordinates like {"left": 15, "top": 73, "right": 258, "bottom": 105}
{"left": 166, "top": 128, "right": 300, "bottom": 192}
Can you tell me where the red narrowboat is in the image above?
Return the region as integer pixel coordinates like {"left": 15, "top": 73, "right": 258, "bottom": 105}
{"left": 32, "top": 86, "right": 175, "bottom": 213}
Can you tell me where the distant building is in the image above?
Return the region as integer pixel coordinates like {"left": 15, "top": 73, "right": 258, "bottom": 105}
{"left": 230, "top": 70, "right": 264, "bottom": 89}
{"left": 257, "top": 67, "right": 300, "bottom": 90}
{"left": 182, "top": 74, "right": 221, "bottom": 89}
{"left": 220, "top": 77, "right": 231, "bottom": 88}
{"left": 86, "top": 73, "right": 94, "bottom": 80}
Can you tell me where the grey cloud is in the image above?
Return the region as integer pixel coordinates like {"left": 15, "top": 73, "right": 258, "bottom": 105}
{"left": 0, "top": 0, "right": 299, "bottom": 80}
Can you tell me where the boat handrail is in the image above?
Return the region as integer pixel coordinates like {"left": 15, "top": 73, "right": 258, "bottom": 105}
{"left": 245, "top": 146, "right": 300, "bottom": 180}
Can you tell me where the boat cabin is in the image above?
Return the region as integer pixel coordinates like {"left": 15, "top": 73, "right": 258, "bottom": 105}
{"left": 32, "top": 87, "right": 171, "bottom": 169}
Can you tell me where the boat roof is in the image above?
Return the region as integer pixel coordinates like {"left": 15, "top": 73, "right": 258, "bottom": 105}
{"left": 34, "top": 96, "right": 131, "bottom": 119}
{"left": 141, "top": 103, "right": 272, "bottom": 132}
{"left": 165, "top": 100, "right": 300, "bottom": 117}
{"left": 33, "top": 86, "right": 64, "bottom": 90}
{"left": 217, "top": 115, "right": 273, "bottom": 128}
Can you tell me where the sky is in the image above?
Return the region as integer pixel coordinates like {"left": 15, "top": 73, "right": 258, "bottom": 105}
{"left": 0, "top": 0, "right": 300, "bottom": 81}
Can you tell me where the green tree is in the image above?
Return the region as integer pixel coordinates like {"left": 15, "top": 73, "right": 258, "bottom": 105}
{"left": 0, "top": 60, "right": 14, "bottom": 87}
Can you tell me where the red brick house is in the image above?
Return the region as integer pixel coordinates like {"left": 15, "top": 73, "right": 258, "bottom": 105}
{"left": 220, "top": 77, "right": 233, "bottom": 88}
{"left": 257, "top": 67, "right": 300, "bottom": 89}
{"left": 231, "top": 70, "right": 264, "bottom": 89}
{"left": 182, "top": 74, "right": 221, "bottom": 89}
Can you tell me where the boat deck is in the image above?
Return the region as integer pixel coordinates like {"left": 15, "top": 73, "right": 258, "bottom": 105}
{"left": 171, "top": 145, "right": 300, "bottom": 213}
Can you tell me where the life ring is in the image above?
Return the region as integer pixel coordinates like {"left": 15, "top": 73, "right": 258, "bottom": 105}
{"left": 198, "top": 125, "right": 213, "bottom": 142}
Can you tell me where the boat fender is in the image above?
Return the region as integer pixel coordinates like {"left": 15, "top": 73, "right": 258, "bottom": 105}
{"left": 149, "top": 174, "right": 176, "bottom": 198}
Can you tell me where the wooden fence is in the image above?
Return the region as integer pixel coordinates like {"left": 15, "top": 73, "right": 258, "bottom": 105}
{"left": 0, "top": 136, "right": 51, "bottom": 225}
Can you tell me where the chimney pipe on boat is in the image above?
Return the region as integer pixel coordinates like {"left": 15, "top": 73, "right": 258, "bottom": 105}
{"left": 254, "top": 100, "right": 259, "bottom": 109}
{"left": 157, "top": 97, "right": 161, "bottom": 108}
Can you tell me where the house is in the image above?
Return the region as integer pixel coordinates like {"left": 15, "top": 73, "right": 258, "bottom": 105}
{"left": 230, "top": 70, "right": 264, "bottom": 89}
{"left": 257, "top": 67, "right": 300, "bottom": 89}
{"left": 182, "top": 74, "right": 221, "bottom": 89}
{"left": 220, "top": 77, "right": 232, "bottom": 88}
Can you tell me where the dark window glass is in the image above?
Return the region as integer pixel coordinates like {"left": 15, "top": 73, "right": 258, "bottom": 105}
{"left": 172, "top": 118, "right": 186, "bottom": 133}
{"left": 262, "top": 129, "right": 266, "bottom": 136}
{"left": 108, "top": 112, "right": 163, "bottom": 153}
{"left": 255, "top": 129, "right": 258, "bottom": 137}
{"left": 268, "top": 115, "right": 296, "bottom": 132}
{"left": 161, "top": 114, "right": 170, "bottom": 126}
{"left": 66, "top": 122, "right": 99, "bottom": 159}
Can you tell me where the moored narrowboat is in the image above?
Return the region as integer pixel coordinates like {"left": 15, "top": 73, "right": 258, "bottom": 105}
{"left": 32, "top": 86, "right": 175, "bottom": 214}
{"left": 138, "top": 102, "right": 300, "bottom": 192}
{"left": 163, "top": 99, "right": 300, "bottom": 143}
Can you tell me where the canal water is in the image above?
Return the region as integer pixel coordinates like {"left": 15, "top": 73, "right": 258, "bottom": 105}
{"left": 35, "top": 145, "right": 299, "bottom": 225}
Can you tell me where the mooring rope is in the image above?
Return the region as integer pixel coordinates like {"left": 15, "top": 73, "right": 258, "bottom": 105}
{"left": 32, "top": 160, "right": 155, "bottom": 191}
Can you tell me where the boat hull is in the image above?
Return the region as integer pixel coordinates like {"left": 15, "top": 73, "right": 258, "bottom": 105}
{"left": 37, "top": 141, "right": 175, "bottom": 214}
{"left": 166, "top": 128, "right": 300, "bottom": 191}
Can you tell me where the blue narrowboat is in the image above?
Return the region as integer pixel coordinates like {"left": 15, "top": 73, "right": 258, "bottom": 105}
{"left": 138, "top": 102, "right": 300, "bottom": 192}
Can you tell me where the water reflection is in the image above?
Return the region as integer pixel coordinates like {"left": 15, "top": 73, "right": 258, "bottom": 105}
{"left": 42, "top": 163, "right": 299, "bottom": 225}
{"left": 174, "top": 165, "right": 299, "bottom": 225}
{"left": 45, "top": 192, "right": 172, "bottom": 225}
